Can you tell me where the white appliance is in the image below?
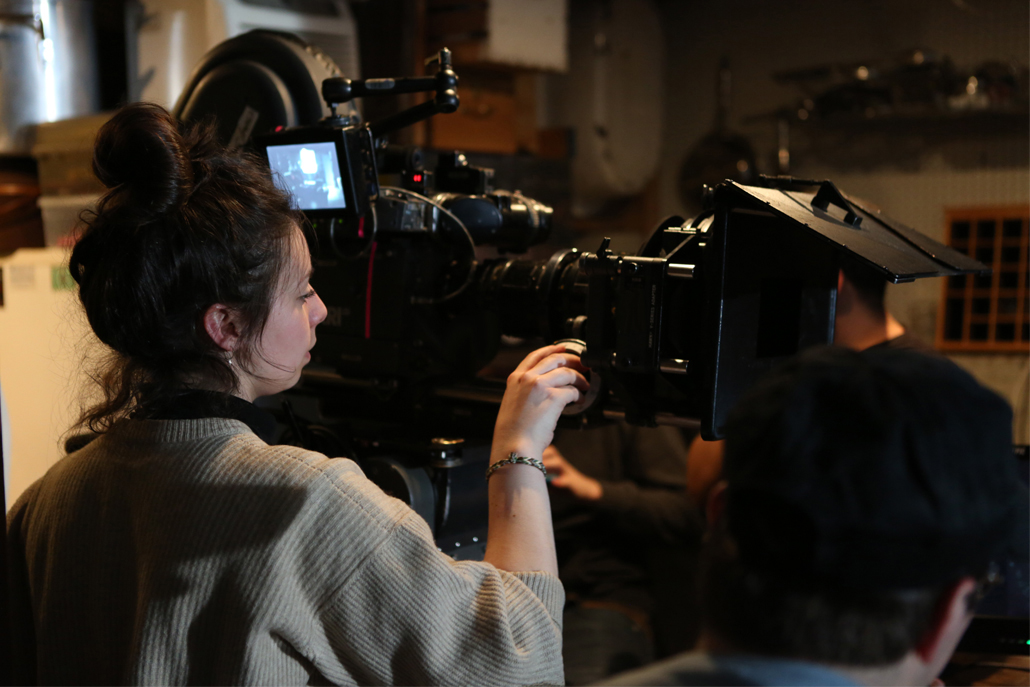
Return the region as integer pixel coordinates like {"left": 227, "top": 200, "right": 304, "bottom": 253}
{"left": 129, "top": 0, "right": 360, "bottom": 108}
{"left": 0, "top": 247, "right": 95, "bottom": 509}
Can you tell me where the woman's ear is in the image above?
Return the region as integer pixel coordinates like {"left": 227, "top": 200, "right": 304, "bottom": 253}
{"left": 203, "top": 303, "right": 242, "bottom": 352}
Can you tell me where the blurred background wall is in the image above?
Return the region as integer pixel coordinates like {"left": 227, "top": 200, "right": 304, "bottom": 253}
{"left": 646, "top": 0, "right": 1029, "bottom": 432}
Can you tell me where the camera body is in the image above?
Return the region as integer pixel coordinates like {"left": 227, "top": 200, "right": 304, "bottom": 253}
{"left": 256, "top": 107, "right": 984, "bottom": 444}
{"left": 247, "top": 45, "right": 987, "bottom": 558}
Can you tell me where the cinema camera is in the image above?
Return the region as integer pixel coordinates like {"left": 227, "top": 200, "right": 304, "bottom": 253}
{"left": 176, "top": 32, "right": 986, "bottom": 557}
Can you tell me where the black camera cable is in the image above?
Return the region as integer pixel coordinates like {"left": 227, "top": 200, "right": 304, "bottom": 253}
{"left": 378, "top": 187, "right": 478, "bottom": 304}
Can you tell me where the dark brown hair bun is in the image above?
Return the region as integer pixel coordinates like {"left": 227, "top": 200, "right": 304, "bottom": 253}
{"left": 91, "top": 103, "right": 195, "bottom": 217}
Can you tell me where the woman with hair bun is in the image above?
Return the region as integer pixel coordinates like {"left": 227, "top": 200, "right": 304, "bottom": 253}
{"left": 6, "top": 103, "right": 585, "bottom": 686}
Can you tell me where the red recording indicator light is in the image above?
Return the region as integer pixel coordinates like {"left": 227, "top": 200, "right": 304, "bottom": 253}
{"left": 412, "top": 174, "right": 422, "bottom": 182}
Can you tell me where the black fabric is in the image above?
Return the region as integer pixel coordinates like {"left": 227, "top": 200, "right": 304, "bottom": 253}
{"left": 723, "top": 346, "right": 1024, "bottom": 592}
{"left": 595, "top": 651, "right": 859, "bottom": 686}
{"left": 550, "top": 424, "right": 704, "bottom": 658}
{"left": 561, "top": 605, "right": 653, "bottom": 685}
{"left": 140, "top": 390, "right": 279, "bottom": 444}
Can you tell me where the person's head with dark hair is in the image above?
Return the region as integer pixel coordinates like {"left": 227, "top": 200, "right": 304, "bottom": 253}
{"left": 70, "top": 103, "right": 326, "bottom": 432}
{"left": 685, "top": 253, "right": 928, "bottom": 526}
{"left": 834, "top": 254, "right": 907, "bottom": 350}
{"left": 839, "top": 254, "right": 887, "bottom": 316}
{"left": 693, "top": 346, "right": 1023, "bottom": 686}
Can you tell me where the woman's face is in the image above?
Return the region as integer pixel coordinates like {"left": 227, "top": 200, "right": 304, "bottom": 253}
{"left": 238, "top": 226, "right": 327, "bottom": 401}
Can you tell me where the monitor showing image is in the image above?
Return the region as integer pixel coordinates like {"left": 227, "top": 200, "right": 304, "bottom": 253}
{"left": 266, "top": 141, "right": 347, "bottom": 211}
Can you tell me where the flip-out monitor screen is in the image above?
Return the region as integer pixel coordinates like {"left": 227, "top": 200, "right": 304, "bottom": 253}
{"left": 267, "top": 141, "right": 347, "bottom": 211}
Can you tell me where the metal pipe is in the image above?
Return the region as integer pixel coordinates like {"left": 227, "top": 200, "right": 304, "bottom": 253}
{"left": 659, "top": 358, "right": 689, "bottom": 374}
{"left": 667, "top": 263, "right": 695, "bottom": 279}
{"left": 602, "top": 409, "right": 701, "bottom": 429}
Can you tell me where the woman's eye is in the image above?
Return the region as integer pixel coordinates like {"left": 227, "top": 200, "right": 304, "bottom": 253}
{"left": 301, "top": 287, "right": 316, "bottom": 301}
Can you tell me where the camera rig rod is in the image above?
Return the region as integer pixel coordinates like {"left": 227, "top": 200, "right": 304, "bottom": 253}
{"left": 320, "top": 48, "right": 461, "bottom": 139}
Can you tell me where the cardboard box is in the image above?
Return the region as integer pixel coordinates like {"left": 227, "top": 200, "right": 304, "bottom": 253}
{"left": 32, "top": 113, "right": 112, "bottom": 196}
{"left": 431, "top": 87, "right": 518, "bottom": 154}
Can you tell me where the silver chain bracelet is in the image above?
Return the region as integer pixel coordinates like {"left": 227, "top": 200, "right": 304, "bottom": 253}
{"left": 485, "top": 452, "right": 547, "bottom": 480}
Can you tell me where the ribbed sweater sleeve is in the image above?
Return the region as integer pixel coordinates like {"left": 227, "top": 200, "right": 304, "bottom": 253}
{"left": 265, "top": 442, "right": 566, "bottom": 686}
{"left": 7, "top": 418, "right": 566, "bottom": 686}
{"left": 314, "top": 511, "right": 564, "bottom": 685}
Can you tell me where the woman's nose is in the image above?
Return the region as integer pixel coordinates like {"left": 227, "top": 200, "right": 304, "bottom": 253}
{"left": 311, "top": 293, "right": 328, "bottom": 326}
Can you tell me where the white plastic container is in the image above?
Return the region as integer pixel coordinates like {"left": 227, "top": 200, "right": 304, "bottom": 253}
{"left": 37, "top": 193, "right": 98, "bottom": 247}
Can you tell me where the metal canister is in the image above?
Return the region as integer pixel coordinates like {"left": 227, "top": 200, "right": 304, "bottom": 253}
{"left": 0, "top": 0, "right": 99, "bottom": 153}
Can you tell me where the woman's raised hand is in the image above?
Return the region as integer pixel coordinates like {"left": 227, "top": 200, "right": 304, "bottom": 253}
{"left": 491, "top": 345, "right": 590, "bottom": 464}
{"left": 484, "top": 345, "right": 589, "bottom": 575}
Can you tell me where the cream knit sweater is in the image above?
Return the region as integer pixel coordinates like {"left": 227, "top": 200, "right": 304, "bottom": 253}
{"left": 6, "top": 418, "right": 565, "bottom": 685}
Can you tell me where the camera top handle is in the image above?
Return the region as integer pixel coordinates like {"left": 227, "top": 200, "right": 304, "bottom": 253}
{"left": 320, "top": 48, "right": 460, "bottom": 138}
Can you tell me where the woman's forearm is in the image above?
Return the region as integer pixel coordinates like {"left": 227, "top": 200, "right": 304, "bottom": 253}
{"left": 483, "top": 462, "right": 558, "bottom": 575}
{"left": 482, "top": 344, "right": 587, "bottom": 576}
